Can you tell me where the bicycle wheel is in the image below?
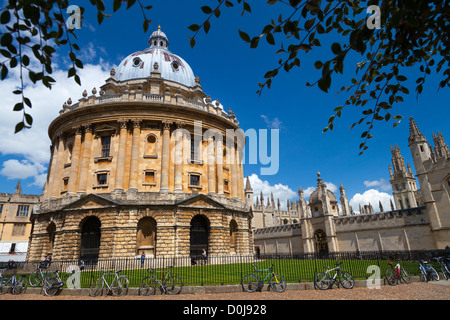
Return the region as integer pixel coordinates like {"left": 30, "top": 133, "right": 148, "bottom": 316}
{"left": 139, "top": 276, "right": 157, "bottom": 296}
{"left": 165, "top": 275, "right": 183, "bottom": 295}
{"left": 111, "top": 276, "right": 129, "bottom": 296}
{"left": 269, "top": 274, "right": 286, "bottom": 293}
{"left": 29, "top": 271, "right": 42, "bottom": 287}
{"left": 89, "top": 278, "right": 103, "bottom": 297}
{"left": 241, "top": 274, "right": 259, "bottom": 293}
{"left": 314, "top": 272, "right": 331, "bottom": 290}
{"left": 12, "top": 277, "right": 27, "bottom": 295}
{"left": 385, "top": 269, "right": 398, "bottom": 286}
{"left": 419, "top": 267, "right": 428, "bottom": 282}
{"left": 43, "top": 276, "right": 60, "bottom": 296}
{"left": 429, "top": 267, "right": 440, "bottom": 281}
{"left": 400, "top": 268, "right": 412, "bottom": 284}
{"left": 339, "top": 271, "right": 354, "bottom": 289}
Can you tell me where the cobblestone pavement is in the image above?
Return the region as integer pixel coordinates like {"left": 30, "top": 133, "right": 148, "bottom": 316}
{"left": 0, "top": 282, "right": 449, "bottom": 300}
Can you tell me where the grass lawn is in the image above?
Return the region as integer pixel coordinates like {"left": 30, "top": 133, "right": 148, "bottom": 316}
{"left": 21, "top": 258, "right": 431, "bottom": 289}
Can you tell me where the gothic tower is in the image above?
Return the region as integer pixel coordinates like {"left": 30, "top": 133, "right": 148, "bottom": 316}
{"left": 408, "top": 117, "right": 450, "bottom": 248}
{"left": 339, "top": 184, "right": 351, "bottom": 216}
{"left": 389, "top": 145, "right": 418, "bottom": 209}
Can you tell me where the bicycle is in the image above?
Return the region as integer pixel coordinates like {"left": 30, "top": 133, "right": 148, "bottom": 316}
{"left": 0, "top": 268, "right": 27, "bottom": 295}
{"left": 89, "top": 270, "right": 129, "bottom": 297}
{"left": 139, "top": 266, "right": 183, "bottom": 295}
{"left": 41, "top": 270, "right": 65, "bottom": 296}
{"left": 29, "top": 262, "right": 50, "bottom": 287}
{"left": 314, "top": 262, "right": 354, "bottom": 290}
{"left": 241, "top": 264, "right": 287, "bottom": 293}
{"left": 385, "top": 262, "right": 412, "bottom": 285}
{"left": 432, "top": 257, "right": 450, "bottom": 280}
{"left": 418, "top": 260, "right": 439, "bottom": 282}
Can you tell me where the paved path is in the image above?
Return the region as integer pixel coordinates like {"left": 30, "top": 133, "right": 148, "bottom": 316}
{"left": 1, "top": 281, "right": 449, "bottom": 300}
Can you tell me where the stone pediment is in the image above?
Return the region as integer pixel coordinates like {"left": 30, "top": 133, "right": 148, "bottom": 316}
{"left": 177, "top": 194, "right": 226, "bottom": 210}
{"left": 62, "top": 194, "right": 118, "bottom": 210}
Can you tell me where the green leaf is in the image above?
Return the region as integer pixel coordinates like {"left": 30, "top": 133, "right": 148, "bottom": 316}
{"left": 201, "top": 6, "right": 212, "bottom": 14}
{"left": 239, "top": 30, "right": 251, "bottom": 43}
{"left": 188, "top": 24, "right": 201, "bottom": 32}
{"left": 331, "top": 42, "right": 341, "bottom": 54}
{"left": 14, "top": 122, "right": 24, "bottom": 133}
{"left": 266, "top": 33, "right": 275, "bottom": 45}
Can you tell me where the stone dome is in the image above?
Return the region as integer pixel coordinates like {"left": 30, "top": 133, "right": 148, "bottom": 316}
{"left": 308, "top": 172, "right": 337, "bottom": 204}
{"left": 309, "top": 188, "right": 337, "bottom": 204}
{"left": 115, "top": 26, "right": 196, "bottom": 87}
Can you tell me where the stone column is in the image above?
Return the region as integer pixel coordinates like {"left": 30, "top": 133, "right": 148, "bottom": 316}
{"left": 47, "top": 143, "right": 57, "bottom": 199}
{"left": 216, "top": 138, "right": 224, "bottom": 195}
{"left": 174, "top": 122, "right": 184, "bottom": 193}
{"left": 77, "top": 123, "right": 93, "bottom": 194}
{"left": 207, "top": 136, "right": 215, "bottom": 194}
{"left": 129, "top": 119, "right": 141, "bottom": 191}
{"left": 160, "top": 120, "right": 171, "bottom": 193}
{"left": 52, "top": 134, "right": 66, "bottom": 198}
{"left": 231, "top": 145, "right": 238, "bottom": 198}
{"left": 67, "top": 126, "right": 82, "bottom": 194}
{"left": 114, "top": 119, "right": 128, "bottom": 191}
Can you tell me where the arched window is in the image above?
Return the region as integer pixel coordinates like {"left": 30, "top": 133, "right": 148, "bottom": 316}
{"left": 136, "top": 217, "right": 157, "bottom": 256}
{"left": 65, "top": 143, "right": 73, "bottom": 164}
{"left": 314, "top": 229, "right": 328, "bottom": 254}
{"left": 80, "top": 216, "right": 101, "bottom": 263}
{"left": 47, "top": 222, "right": 56, "bottom": 254}
{"left": 229, "top": 220, "right": 238, "bottom": 253}
{"left": 190, "top": 215, "right": 209, "bottom": 258}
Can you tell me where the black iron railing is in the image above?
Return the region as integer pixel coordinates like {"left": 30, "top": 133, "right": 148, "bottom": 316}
{"left": 13, "top": 249, "right": 450, "bottom": 288}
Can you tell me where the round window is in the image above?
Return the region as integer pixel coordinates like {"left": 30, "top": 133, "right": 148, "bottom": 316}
{"left": 171, "top": 61, "right": 179, "bottom": 71}
{"left": 133, "top": 57, "right": 142, "bottom": 67}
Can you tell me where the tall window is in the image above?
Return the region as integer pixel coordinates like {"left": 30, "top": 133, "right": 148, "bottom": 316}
{"left": 101, "top": 136, "right": 111, "bottom": 157}
{"left": 16, "top": 205, "right": 29, "bottom": 217}
{"left": 190, "top": 138, "right": 201, "bottom": 162}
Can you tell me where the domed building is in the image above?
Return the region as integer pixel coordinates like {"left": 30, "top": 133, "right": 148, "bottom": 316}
{"left": 27, "top": 27, "right": 253, "bottom": 262}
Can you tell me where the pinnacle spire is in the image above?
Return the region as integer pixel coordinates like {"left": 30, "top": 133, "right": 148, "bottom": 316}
{"left": 408, "top": 117, "right": 426, "bottom": 145}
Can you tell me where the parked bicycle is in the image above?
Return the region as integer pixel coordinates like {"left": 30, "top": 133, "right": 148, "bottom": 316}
{"left": 418, "top": 260, "right": 439, "bottom": 282}
{"left": 241, "top": 264, "right": 287, "bottom": 293}
{"left": 89, "top": 270, "right": 129, "bottom": 297}
{"left": 385, "top": 262, "right": 412, "bottom": 285}
{"left": 139, "top": 266, "right": 183, "bottom": 295}
{"left": 432, "top": 257, "right": 450, "bottom": 280}
{"left": 29, "top": 262, "right": 49, "bottom": 287}
{"left": 314, "top": 262, "right": 354, "bottom": 290}
{"left": 0, "top": 268, "right": 27, "bottom": 295}
{"left": 41, "top": 270, "right": 65, "bottom": 296}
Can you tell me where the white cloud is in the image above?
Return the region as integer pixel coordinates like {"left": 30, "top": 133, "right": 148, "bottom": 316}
{"left": 349, "top": 189, "right": 394, "bottom": 214}
{"left": 0, "top": 159, "right": 46, "bottom": 187}
{"left": 247, "top": 173, "right": 296, "bottom": 209}
{"left": 0, "top": 60, "right": 111, "bottom": 187}
{"left": 364, "top": 178, "right": 392, "bottom": 191}
{"left": 261, "top": 115, "right": 283, "bottom": 129}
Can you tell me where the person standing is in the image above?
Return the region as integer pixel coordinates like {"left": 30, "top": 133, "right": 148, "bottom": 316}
{"left": 140, "top": 251, "right": 146, "bottom": 268}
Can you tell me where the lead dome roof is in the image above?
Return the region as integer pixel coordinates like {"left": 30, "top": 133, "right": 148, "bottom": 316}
{"left": 115, "top": 27, "right": 196, "bottom": 87}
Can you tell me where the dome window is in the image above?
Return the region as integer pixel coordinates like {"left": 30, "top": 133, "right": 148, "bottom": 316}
{"left": 133, "top": 57, "right": 142, "bottom": 67}
{"left": 171, "top": 61, "right": 180, "bottom": 72}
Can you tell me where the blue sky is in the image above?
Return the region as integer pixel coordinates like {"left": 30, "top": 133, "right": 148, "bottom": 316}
{"left": 0, "top": 1, "right": 449, "bottom": 212}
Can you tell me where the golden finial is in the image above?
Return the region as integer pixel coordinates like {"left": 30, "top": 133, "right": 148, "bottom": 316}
{"left": 158, "top": 25, "right": 161, "bottom": 30}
